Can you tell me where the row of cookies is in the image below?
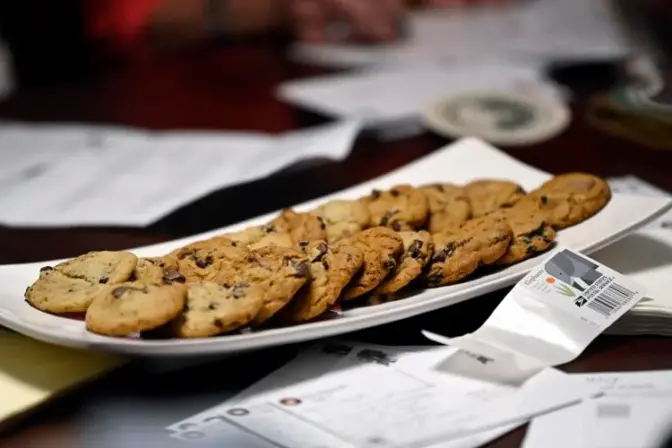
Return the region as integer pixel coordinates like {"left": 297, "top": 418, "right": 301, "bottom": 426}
{"left": 24, "top": 173, "right": 611, "bottom": 338}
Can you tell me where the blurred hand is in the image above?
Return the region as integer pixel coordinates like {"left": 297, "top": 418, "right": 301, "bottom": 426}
{"left": 288, "top": 0, "right": 404, "bottom": 43}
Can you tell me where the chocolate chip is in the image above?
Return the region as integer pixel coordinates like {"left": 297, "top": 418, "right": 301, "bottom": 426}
{"left": 322, "top": 260, "right": 330, "bottom": 270}
{"left": 408, "top": 239, "right": 424, "bottom": 259}
{"left": 231, "top": 241, "right": 238, "bottom": 247}
{"left": 371, "top": 189, "right": 382, "bottom": 199}
{"left": 294, "top": 261, "right": 310, "bottom": 278}
{"left": 526, "top": 245, "right": 538, "bottom": 256}
{"left": 263, "top": 224, "right": 275, "bottom": 233}
{"left": 380, "top": 209, "right": 397, "bottom": 226}
{"left": 312, "top": 242, "right": 328, "bottom": 262}
{"left": 540, "top": 195, "right": 548, "bottom": 205}
{"left": 299, "top": 240, "right": 309, "bottom": 248}
{"left": 432, "top": 242, "right": 456, "bottom": 263}
{"left": 391, "top": 221, "right": 401, "bottom": 231}
{"left": 390, "top": 189, "right": 400, "bottom": 197}
{"left": 317, "top": 216, "right": 327, "bottom": 230}
{"left": 163, "top": 269, "right": 186, "bottom": 284}
{"left": 39, "top": 266, "right": 53, "bottom": 273}
{"left": 384, "top": 258, "right": 397, "bottom": 270}
{"left": 427, "top": 271, "right": 443, "bottom": 287}
{"left": 214, "top": 319, "right": 225, "bottom": 328}
{"left": 208, "top": 303, "right": 217, "bottom": 310}
{"left": 522, "top": 224, "right": 547, "bottom": 239}
{"left": 99, "top": 277, "right": 109, "bottom": 284}
{"left": 195, "top": 256, "right": 213, "bottom": 269}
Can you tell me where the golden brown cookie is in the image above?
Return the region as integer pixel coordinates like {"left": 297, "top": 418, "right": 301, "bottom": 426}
{"left": 360, "top": 185, "right": 429, "bottom": 231}
{"left": 25, "top": 251, "right": 138, "bottom": 314}
{"left": 527, "top": 173, "right": 612, "bottom": 229}
{"left": 215, "top": 246, "right": 310, "bottom": 325}
{"left": 25, "top": 269, "right": 109, "bottom": 314}
{"left": 420, "top": 183, "right": 472, "bottom": 233}
{"left": 332, "top": 241, "right": 365, "bottom": 288}
{"left": 132, "top": 257, "right": 186, "bottom": 285}
{"left": 175, "top": 282, "right": 265, "bottom": 338}
{"left": 496, "top": 207, "right": 556, "bottom": 265}
{"left": 464, "top": 180, "right": 526, "bottom": 217}
{"left": 56, "top": 251, "right": 137, "bottom": 285}
{"left": 280, "top": 240, "right": 361, "bottom": 323}
{"left": 173, "top": 239, "right": 249, "bottom": 283}
{"left": 313, "top": 199, "right": 371, "bottom": 243}
{"left": 268, "top": 209, "right": 327, "bottom": 244}
{"left": 427, "top": 215, "right": 513, "bottom": 286}
{"left": 85, "top": 283, "right": 186, "bottom": 336}
{"left": 341, "top": 227, "right": 404, "bottom": 300}
{"left": 372, "top": 231, "right": 434, "bottom": 300}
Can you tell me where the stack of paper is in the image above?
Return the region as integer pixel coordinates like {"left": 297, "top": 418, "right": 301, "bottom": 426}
{"left": 594, "top": 177, "right": 672, "bottom": 336}
{"left": 523, "top": 370, "right": 672, "bottom": 448}
{"left": 0, "top": 120, "right": 362, "bottom": 227}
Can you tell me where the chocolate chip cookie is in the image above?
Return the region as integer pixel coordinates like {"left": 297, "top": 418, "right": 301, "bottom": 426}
{"left": 527, "top": 173, "right": 612, "bottom": 229}
{"left": 496, "top": 207, "right": 556, "bottom": 265}
{"left": 420, "top": 183, "right": 472, "bottom": 233}
{"left": 372, "top": 231, "right": 434, "bottom": 299}
{"left": 360, "top": 185, "right": 429, "bottom": 231}
{"left": 86, "top": 283, "right": 187, "bottom": 336}
{"left": 313, "top": 199, "right": 371, "bottom": 242}
{"left": 174, "top": 239, "right": 249, "bottom": 283}
{"left": 341, "top": 227, "right": 404, "bottom": 300}
{"left": 269, "top": 209, "right": 327, "bottom": 244}
{"left": 427, "top": 215, "right": 513, "bottom": 286}
{"left": 215, "top": 246, "right": 310, "bottom": 325}
{"left": 25, "top": 251, "right": 138, "bottom": 313}
{"left": 464, "top": 180, "right": 526, "bottom": 218}
{"left": 175, "top": 282, "right": 265, "bottom": 338}
{"left": 281, "top": 240, "right": 359, "bottom": 323}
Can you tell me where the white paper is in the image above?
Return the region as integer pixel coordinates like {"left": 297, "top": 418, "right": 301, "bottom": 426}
{"left": 594, "top": 176, "right": 672, "bottom": 336}
{"left": 278, "top": 63, "right": 564, "bottom": 128}
{"left": 0, "top": 120, "right": 362, "bottom": 226}
{"left": 424, "top": 248, "right": 646, "bottom": 376}
{"left": 523, "top": 370, "right": 672, "bottom": 448}
{"left": 167, "top": 342, "right": 591, "bottom": 448}
{"left": 290, "top": 1, "right": 628, "bottom": 69}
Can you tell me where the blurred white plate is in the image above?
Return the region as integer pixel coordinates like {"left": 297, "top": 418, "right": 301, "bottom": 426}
{"left": 0, "top": 138, "right": 669, "bottom": 356}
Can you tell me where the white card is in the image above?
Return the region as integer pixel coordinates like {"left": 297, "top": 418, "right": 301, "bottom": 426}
{"left": 523, "top": 370, "right": 672, "bottom": 448}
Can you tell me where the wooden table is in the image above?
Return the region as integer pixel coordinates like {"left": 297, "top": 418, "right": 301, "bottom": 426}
{"left": 0, "top": 40, "right": 671, "bottom": 448}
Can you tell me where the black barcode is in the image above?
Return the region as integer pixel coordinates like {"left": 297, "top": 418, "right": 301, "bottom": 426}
{"left": 586, "top": 282, "right": 636, "bottom": 317}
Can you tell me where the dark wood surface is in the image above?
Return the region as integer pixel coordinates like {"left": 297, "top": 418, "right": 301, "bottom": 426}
{"left": 0, "top": 40, "right": 671, "bottom": 448}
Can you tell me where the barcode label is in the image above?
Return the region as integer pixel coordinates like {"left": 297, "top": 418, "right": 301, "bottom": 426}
{"left": 586, "top": 282, "right": 636, "bottom": 318}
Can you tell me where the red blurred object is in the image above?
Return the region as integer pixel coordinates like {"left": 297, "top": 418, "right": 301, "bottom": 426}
{"left": 86, "top": 0, "right": 163, "bottom": 50}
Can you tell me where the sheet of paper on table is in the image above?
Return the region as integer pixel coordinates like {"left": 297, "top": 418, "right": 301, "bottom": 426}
{"left": 166, "top": 341, "right": 588, "bottom": 448}
{"left": 0, "top": 328, "right": 124, "bottom": 424}
{"left": 277, "top": 62, "right": 566, "bottom": 139}
{"left": 0, "top": 120, "right": 362, "bottom": 227}
{"left": 289, "top": 0, "right": 628, "bottom": 68}
{"left": 523, "top": 370, "right": 672, "bottom": 448}
{"left": 594, "top": 177, "right": 672, "bottom": 336}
